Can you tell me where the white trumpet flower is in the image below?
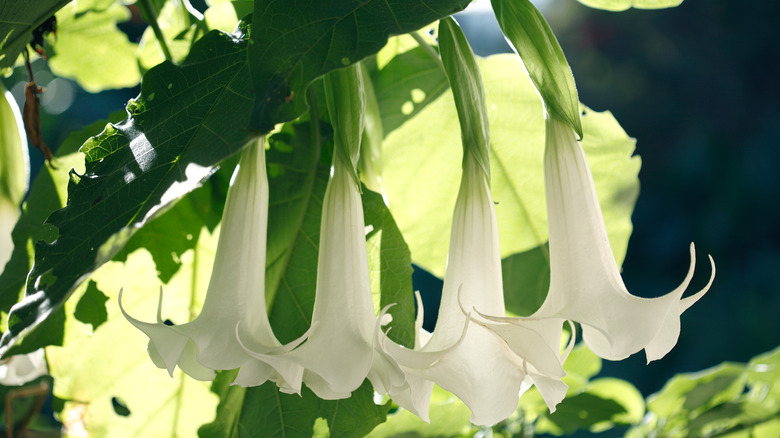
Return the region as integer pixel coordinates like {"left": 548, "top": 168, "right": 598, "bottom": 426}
{"left": 538, "top": 115, "right": 715, "bottom": 361}
{"left": 482, "top": 115, "right": 715, "bottom": 365}
{"left": 242, "top": 155, "right": 382, "bottom": 399}
{"left": 383, "top": 153, "right": 569, "bottom": 426}
{"left": 120, "top": 138, "right": 308, "bottom": 392}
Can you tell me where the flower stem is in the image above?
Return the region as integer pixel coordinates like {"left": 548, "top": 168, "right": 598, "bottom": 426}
{"left": 308, "top": 86, "right": 321, "bottom": 158}
{"left": 138, "top": 0, "right": 173, "bottom": 62}
{"left": 411, "top": 31, "right": 444, "bottom": 71}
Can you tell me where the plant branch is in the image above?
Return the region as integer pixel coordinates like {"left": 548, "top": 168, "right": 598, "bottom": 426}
{"left": 138, "top": 0, "right": 173, "bottom": 62}
{"left": 411, "top": 31, "right": 444, "bottom": 70}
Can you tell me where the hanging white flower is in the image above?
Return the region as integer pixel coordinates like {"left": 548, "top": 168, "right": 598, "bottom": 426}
{"left": 542, "top": 115, "right": 715, "bottom": 361}
{"left": 120, "top": 138, "right": 309, "bottom": 393}
{"left": 382, "top": 152, "right": 570, "bottom": 426}
{"left": 256, "top": 154, "right": 383, "bottom": 398}
{"left": 480, "top": 115, "right": 715, "bottom": 366}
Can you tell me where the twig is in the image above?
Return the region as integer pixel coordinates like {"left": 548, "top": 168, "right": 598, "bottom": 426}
{"left": 138, "top": 0, "right": 173, "bottom": 62}
{"left": 411, "top": 31, "right": 444, "bottom": 70}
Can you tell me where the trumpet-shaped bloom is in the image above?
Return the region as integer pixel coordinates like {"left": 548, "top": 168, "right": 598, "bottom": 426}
{"left": 483, "top": 116, "right": 715, "bottom": 364}
{"left": 383, "top": 154, "right": 569, "bottom": 426}
{"left": 120, "top": 139, "right": 307, "bottom": 392}
{"left": 248, "top": 155, "right": 387, "bottom": 399}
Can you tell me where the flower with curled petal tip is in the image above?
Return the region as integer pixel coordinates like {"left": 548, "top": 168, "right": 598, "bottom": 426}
{"left": 120, "top": 138, "right": 309, "bottom": 393}
{"left": 480, "top": 115, "right": 715, "bottom": 366}
{"left": 382, "top": 153, "right": 570, "bottom": 426}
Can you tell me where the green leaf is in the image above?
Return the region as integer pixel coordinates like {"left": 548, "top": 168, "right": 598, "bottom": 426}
{"left": 747, "top": 345, "right": 780, "bottom": 399}
{"left": 203, "top": 380, "right": 387, "bottom": 438}
{"left": 113, "top": 167, "right": 230, "bottom": 284}
{"left": 0, "top": 151, "right": 83, "bottom": 332}
{"left": 0, "top": 0, "right": 70, "bottom": 74}
{"left": 367, "top": 385, "right": 478, "bottom": 437}
{"left": 439, "top": 17, "right": 491, "bottom": 178}
{"left": 374, "top": 42, "right": 448, "bottom": 135}
{"left": 247, "top": 0, "right": 471, "bottom": 132}
{"left": 0, "top": 28, "right": 255, "bottom": 357}
{"left": 363, "top": 188, "right": 415, "bottom": 348}
{"left": 577, "top": 0, "right": 684, "bottom": 12}
{"left": 0, "top": 113, "right": 123, "bottom": 336}
{"left": 491, "top": 0, "right": 582, "bottom": 137}
{"left": 382, "top": 54, "right": 639, "bottom": 278}
{"left": 47, "top": 239, "right": 219, "bottom": 437}
{"left": 586, "top": 378, "right": 645, "bottom": 427}
{"left": 47, "top": 0, "right": 141, "bottom": 92}
{"left": 197, "top": 370, "right": 245, "bottom": 438}
{"left": 647, "top": 363, "right": 747, "bottom": 419}
{"left": 358, "top": 62, "right": 384, "bottom": 193}
{"left": 263, "top": 120, "right": 329, "bottom": 338}
{"left": 564, "top": 344, "right": 603, "bottom": 382}
{"left": 501, "top": 244, "right": 549, "bottom": 316}
{"left": 537, "top": 392, "right": 627, "bottom": 435}
{"left": 73, "top": 280, "right": 108, "bottom": 331}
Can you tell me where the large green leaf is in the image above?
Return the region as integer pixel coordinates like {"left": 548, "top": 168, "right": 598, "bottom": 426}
{"left": 263, "top": 120, "right": 329, "bottom": 339}
{"left": 628, "top": 346, "right": 780, "bottom": 438}
{"left": 0, "top": 115, "right": 122, "bottom": 332}
{"left": 0, "top": 0, "right": 70, "bottom": 74}
{"left": 648, "top": 363, "right": 747, "bottom": 418}
{"left": 516, "top": 344, "right": 645, "bottom": 436}
{"left": 363, "top": 188, "right": 415, "bottom": 348}
{"left": 381, "top": 54, "right": 639, "bottom": 278}
{"left": 247, "top": 0, "right": 472, "bottom": 131}
{"left": 367, "top": 385, "right": 477, "bottom": 437}
{"left": 47, "top": 0, "right": 141, "bottom": 92}
{"left": 0, "top": 28, "right": 255, "bottom": 357}
{"left": 2, "top": 0, "right": 476, "bottom": 355}
{"left": 47, "top": 237, "right": 218, "bottom": 437}
{"left": 577, "top": 0, "right": 684, "bottom": 12}
{"left": 374, "top": 43, "right": 449, "bottom": 136}
{"left": 201, "top": 379, "right": 387, "bottom": 438}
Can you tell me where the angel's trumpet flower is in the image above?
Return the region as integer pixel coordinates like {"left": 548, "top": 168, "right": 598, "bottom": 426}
{"left": 273, "top": 154, "right": 382, "bottom": 399}
{"left": 120, "top": 139, "right": 308, "bottom": 393}
{"left": 535, "top": 115, "right": 715, "bottom": 361}
{"left": 480, "top": 115, "right": 715, "bottom": 366}
{"left": 383, "top": 152, "right": 570, "bottom": 426}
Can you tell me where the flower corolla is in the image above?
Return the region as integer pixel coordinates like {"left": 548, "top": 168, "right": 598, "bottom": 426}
{"left": 382, "top": 152, "right": 570, "bottom": 426}
{"left": 479, "top": 115, "right": 715, "bottom": 367}
{"left": 120, "top": 138, "right": 308, "bottom": 392}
